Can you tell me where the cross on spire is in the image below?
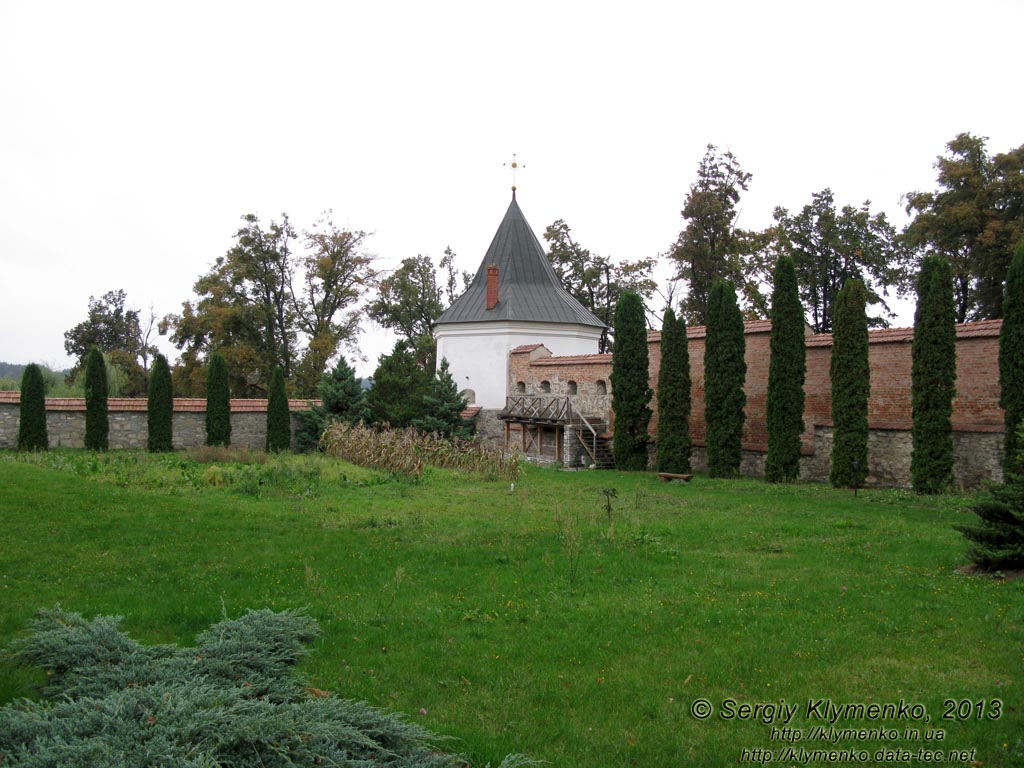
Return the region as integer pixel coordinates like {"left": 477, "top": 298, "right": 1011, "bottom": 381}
{"left": 504, "top": 153, "right": 525, "bottom": 194}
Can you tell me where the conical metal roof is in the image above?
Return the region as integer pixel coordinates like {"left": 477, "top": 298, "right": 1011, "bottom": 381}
{"left": 434, "top": 192, "right": 606, "bottom": 328}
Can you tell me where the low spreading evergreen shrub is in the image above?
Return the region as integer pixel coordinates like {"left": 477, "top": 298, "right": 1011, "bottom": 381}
{"left": 0, "top": 606, "right": 533, "bottom": 767}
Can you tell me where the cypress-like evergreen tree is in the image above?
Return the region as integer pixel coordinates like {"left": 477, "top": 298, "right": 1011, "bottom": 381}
{"left": 205, "top": 352, "right": 232, "bottom": 447}
{"left": 83, "top": 346, "right": 109, "bottom": 451}
{"left": 147, "top": 353, "right": 174, "bottom": 452}
{"left": 829, "top": 279, "right": 870, "bottom": 488}
{"left": 266, "top": 366, "right": 291, "bottom": 452}
{"left": 610, "top": 291, "right": 653, "bottom": 470}
{"left": 1000, "top": 239, "right": 1024, "bottom": 476}
{"left": 412, "top": 358, "right": 473, "bottom": 440}
{"left": 911, "top": 255, "right": 957, "bottom": 492}
{"left": 765, "top": 255, "right": 806, "bottom": 482}
{"left": 704, "top": 280, "right": 746, "bottom": 477}
{"left": 17, "top": 363, "right": 48, "bottom": 451}
{"left": 655, "top": 307, "right": 691, "bottom": 473}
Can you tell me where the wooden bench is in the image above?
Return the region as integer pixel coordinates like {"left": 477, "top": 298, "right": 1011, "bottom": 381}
{"left": 657, "top": 472, "right": 693, "bottom": 482}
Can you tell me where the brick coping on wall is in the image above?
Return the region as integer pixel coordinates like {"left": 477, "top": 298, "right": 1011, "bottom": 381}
{"left": 0, "top": 392, "right": 320, "bottom": 413}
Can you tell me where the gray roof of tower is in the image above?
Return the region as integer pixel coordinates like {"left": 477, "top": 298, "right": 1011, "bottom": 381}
{"left": 434, "top": 192, "right": 607, "bottom": 328}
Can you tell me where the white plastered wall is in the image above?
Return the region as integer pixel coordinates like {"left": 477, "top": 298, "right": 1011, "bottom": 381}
{"left": 435, "top": 321, "right": 602, "bottom": 408}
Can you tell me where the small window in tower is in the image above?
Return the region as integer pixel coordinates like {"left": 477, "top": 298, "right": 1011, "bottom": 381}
{"left": 567, "top": 380, "right": 578, "bottom": 395}
{"left": 516, "top": 381, "right": 526, "bottom": 394}
{"left": 540, "top": 380, "right": 551, "bottom": 393}
{"left": 595, "top": 379, "right": 607, "bottom": 395}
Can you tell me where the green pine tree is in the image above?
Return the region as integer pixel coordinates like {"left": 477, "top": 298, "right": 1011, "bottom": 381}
{"left": 266, "top": 366, "right": 291, "bottom": 452}
{"left": 830, "top": 279, "right": 870, "bottom": 488}
{"left": 765, "top": 255, "right": 806, "bottom": 482}
{"left": 17, "top": 363, "right": 48, "bottom": 451}
{"left": 83, "top": 346, "right": 109, "bottom": 451}
{"left": 655, "top": 307, "right": 691, "bottom": 473}
{"left": 704, "top": 280, "right": 746, "bottom": 477}
{"left": 911, "top": 255, "right": 957, "bottom": 493}
{"left": 367, "top": 341, "right": 431, "bottom": 428}
{"left": 295, "top": 357, "right": 370, "bottom": 452}
{"left": 1000, "top": 239, "right": 1024, "bottom": 476}
{"left": 610, "top": 291, "right": 653, "bottom": 471}
{"left": 413, "top": 358, "right": 473, "bottom": 440}
{"left": 147, "top": 353, "right": 174, "bottom": 452}
{"left": 205, "top": 352, "right": 232, "bottom": 447}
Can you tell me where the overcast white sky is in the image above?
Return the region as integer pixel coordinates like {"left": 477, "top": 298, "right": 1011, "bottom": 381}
{"left": 2, "top": 1, "right": 1021, "bottom": 378}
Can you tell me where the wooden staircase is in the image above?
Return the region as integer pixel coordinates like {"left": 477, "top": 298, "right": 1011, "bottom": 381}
{"left": 499, "top": 396, "right": 615, "bottom": 469}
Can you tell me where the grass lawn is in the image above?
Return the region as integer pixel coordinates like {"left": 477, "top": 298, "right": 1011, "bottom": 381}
{"left": 0, "top": 450, "right": 1021, "bottom": 767}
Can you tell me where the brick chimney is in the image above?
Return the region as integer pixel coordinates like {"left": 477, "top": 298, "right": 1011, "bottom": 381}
{"left": 486, "top": 265, "right": 499, "bottom": 310}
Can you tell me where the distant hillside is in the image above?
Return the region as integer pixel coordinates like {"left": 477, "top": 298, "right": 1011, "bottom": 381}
{"left": 0, "top": 362, "right": 74, "bottom": 392}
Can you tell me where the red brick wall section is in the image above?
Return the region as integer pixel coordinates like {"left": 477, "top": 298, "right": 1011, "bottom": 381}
{"left": 515, "top": 320, "right": 1004, "bottom": 452}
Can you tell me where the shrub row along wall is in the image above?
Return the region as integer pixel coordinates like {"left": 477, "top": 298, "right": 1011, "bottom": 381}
{"left": 0, "top": 395, "right": 316, "bottom": 451}
{"left": 504, "top": 319, "right": 1005, "bottom": 488}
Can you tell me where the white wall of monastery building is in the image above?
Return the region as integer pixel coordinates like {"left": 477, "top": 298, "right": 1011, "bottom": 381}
{"left": 436, "top": 320, "right": 602, "bottom": 408}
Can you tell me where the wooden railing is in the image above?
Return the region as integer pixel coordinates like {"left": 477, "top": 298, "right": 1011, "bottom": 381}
{"left": 501, "top": 396, "right": 572, "bottom": 423}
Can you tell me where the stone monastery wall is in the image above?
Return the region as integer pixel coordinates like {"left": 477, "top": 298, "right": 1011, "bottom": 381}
{"left": 508, "top": 319, "right": 1005, "bottom": 489}
{"left": 0, "top": 395, "right": 314, "bottom": 451}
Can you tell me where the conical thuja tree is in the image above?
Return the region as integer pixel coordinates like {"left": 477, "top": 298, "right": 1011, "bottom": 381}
{"left": 911, "top": 255, "right": 957, "bottom": 493}
{"left": 84, "top": 346, "right": 109, "bottom": 451}
{"left": 17, "top": 363, "right": 48, "bottom": 451}
{"left": 1000, "top": 239, "right": 1024, "bottom": 476}
{"left": 704, "top": 280, "right": 746, "bottom": 478}
{"left": 655, "top": 307, "right": 691, "bottom": 474}
{"left": 610, "top": 291, "right": 653, "bottom": 471}
{"left": 765, "top": 255, "right": 806, "bottom": 483}
{"left": 266, "top": 365, "right": 291, "bottom": 452}
{"left": 205, "top": 352, "right": 231, "bottom": 447}
{"left": 829, "top": 279, "right": 870, "bottom": 488}
{"left": 147, "top": 353, "right": 174, "bottom": 452}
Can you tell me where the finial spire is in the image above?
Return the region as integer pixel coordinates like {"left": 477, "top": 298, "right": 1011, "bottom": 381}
{"left": 504, "top": 153, "right": 525, "bottom": 196}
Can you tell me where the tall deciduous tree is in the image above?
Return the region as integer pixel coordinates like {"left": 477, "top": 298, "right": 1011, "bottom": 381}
{"left": 704, "top": 280, "right": 746, "bottom": 477}
{"left": 765, "top": 256, "right": 806, "bottom": 482}
{"left": 205, "top": 352, "right": 231, "bottom": 447}
{"left": 17, "top": 363, "right": 48, "bottom": 451}
{"left": 367, "top": 340, "right": 432, "bottom": 429}
{"left": 266, "top": 366, "right": 291, "bottom": 452}
{"left": 1000, "top": 240, "right": 1024, "bottom": 474}
{"left": 147, "top": 353, "right": 174, "bottom": 453}
{"left": 904, "top": 133, "right": 1024, "bottom": 322}
{"left": 669, "top": 145, "right": 762, "bottom": 325}
{"left": 829, "top": 279, "right": 870, "bottom": 488}
{"left": 166, "top": 214, "right": 376, "bottom": 397}
{"left": 655, "top": 307, "right": 691, "bottom": 474}
{"left": 367, "top": 255, "right": 445, "bottom": 373}
{"left": 64, "top": 290, "right": 153, "bottom": 396}
{"left": 543, "top": 220, "right": 657, "bottom": 352}
{"left": 911, "top": 256, "right": 957, "bottom": 493}
{"left": 610, "top": 292, "right": 653, "bottom": 470}
{"left": 769, "top": 189, "right": 912, "bottom": 333}
{"left": 84, "top": 346, "right": 109, "bottom": 451}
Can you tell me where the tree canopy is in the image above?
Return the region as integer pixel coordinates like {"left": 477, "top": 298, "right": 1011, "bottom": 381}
{"left": 544, "top": 220, "right": 656, "bottom": 352}
{"left": 904, "top": 132, "right": 1024, "bottom": 322}
{"left": 367, "top": 255, "right": 445, "bottom": 373}
{"left": 165, "top": 213, "right": 376, "bottom": 397}
{"left": 64, "top": 289, "right": 154, "bottom": 396}
{"left": 768, "top": 189, "right": 912, "bottom": 333}
{"left": 669, "top": 145, "right": 762, "bottom": 325}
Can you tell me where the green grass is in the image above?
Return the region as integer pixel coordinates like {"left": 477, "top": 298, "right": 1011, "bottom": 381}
{"left": 1, "top": 449, "right": 1021, "bottom": 767}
